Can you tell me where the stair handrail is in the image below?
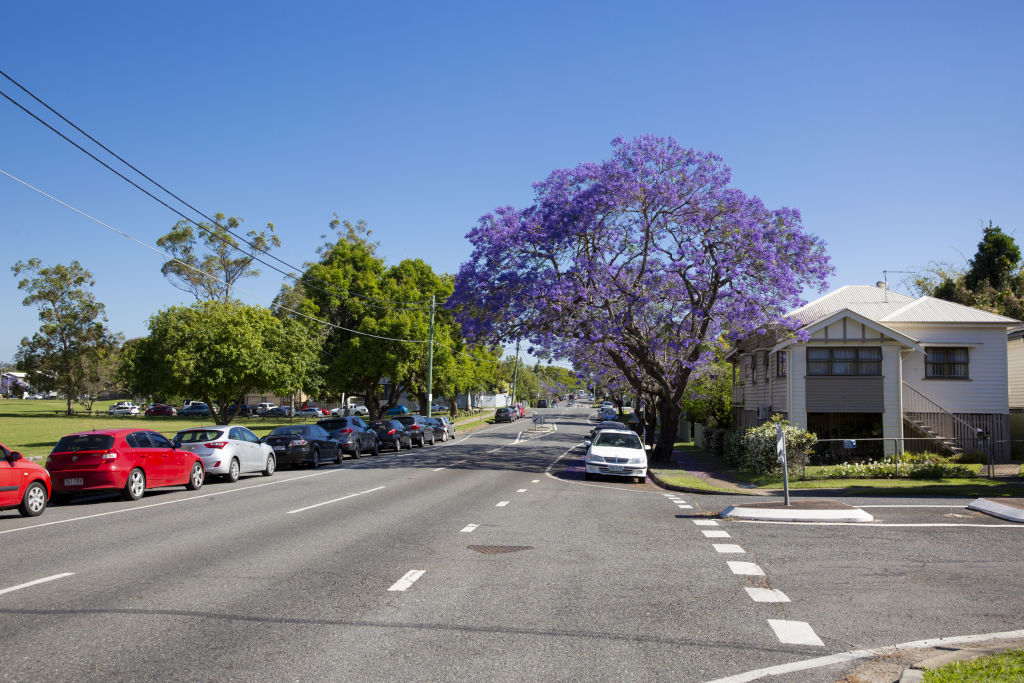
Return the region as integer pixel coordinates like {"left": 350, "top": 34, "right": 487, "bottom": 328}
{"left": 902, "top": 382, "right": 979, "bottom": 435}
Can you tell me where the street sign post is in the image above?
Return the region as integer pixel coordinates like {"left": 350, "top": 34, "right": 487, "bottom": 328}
{"left": 777, "top": 422, "right": 790, "bottom": 506}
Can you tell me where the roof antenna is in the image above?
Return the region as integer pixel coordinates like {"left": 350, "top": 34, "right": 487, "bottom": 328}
{"left": 881, "top": 269, "right": 913, "bottom": 304}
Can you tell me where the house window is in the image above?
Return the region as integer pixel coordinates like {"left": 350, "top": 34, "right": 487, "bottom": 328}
{"left": 925, "top": 347, "right": 969, "bottom": 379}
{"left": 806, "top": 347, "right": 882, "bottom": 376}
{"left": 750, "top": 353, "right": 758, "bottom": 383}
{"left": 777, "top": 351, "right": 787, "bottom": 377}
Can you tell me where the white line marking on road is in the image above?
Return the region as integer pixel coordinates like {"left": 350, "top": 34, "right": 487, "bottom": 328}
{"left": 1, "top": 469, "right": 343, "bottom": 536}
{"left": 677, "top": 504, "right": 693, "bottom": 509}
{"left": 767, "top": 619, "right": 823, "bottom": 646}
{"left": 694, "top": 520, "right": 719, "bottom": 526}
{"left": 516, "top": 489, "right": 527, "bottom": 493}
{"left": 0, "top": 572, "right": 74, "bottom": 596}
{"left": 460, "top": 524, "right": 478, "bottom": 533}
{"left": 732, "top": 520, "right": 1024, "bottom": 528}
{"left": 432, "top": 459, "right": 468, "bottom": 472}
{"left": 745, "top": 587, "right": 790, "bottom": 603}
{"left": 286, "top": 486, "right": 385, "bottom": 514}
{"left": 726, "top": 561, "right": 764, "bottom": 576}
{"left": 531, "top": 479, "right": 539, "bottom": 483}
{"left": 856, "top": 504, "right": 966, "bottom": 508}
{"left": 673, "top": 499, "right": 687, "bottom": 504}
{"left": 713, "top": 544, "right": 745, "bottom": 554}
{"left": 704, "top": 628, "right": 1024, "bottom": 683}
{"left": 388, "top": 569, "right": 425, "bottom": 592}
{"left": 496, "top": 501, "right": 509, "bottom": 507}
{"left": 514, "top": 431, "right": 523, "bottom": 444}
{"left": 702, "top": 529, "right": 731, "bottom": 538}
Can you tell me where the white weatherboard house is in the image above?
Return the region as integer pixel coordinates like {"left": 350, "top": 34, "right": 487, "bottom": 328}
{"left": 729, "top": 284, "right": 1018, "bottom": 461}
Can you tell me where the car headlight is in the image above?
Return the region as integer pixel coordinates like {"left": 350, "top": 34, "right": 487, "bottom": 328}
{"left": 587, "top": 453, "right": 605, "bottom": 463}
{"left": 628, "top": 457, "right": 646, "bottom": 465}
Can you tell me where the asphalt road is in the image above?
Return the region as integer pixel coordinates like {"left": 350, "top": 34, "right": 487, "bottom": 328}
{"left": 2, "top": 405, "right": 1022, "bottom": 682}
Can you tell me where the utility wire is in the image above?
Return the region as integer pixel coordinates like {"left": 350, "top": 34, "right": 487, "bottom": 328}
{"left": 0, "top": 73, "right": 430, "bottom": 311}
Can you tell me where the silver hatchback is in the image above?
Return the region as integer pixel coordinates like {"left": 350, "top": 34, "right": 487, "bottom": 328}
{"left": 173, "top": 426, "right": 276, "bottom": 482}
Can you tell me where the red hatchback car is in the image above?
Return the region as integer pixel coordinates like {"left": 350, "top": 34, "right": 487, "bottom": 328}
{"left": 0, "top": 442, "right": 50, "bottom": 517}
{"left": 46, "top": 429, "right": 205, "bottom": 503}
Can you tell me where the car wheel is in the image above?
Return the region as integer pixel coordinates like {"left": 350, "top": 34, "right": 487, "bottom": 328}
{"left": 19, "top": 481, "right": 47, "bottom": 517}
{"left": 123, "top": 468, "right": 146, "bottom": 501}
{"left": 186, "top": 462, "right": 205, "bottom": 490}
{"left": 372, "top": 439, "right": 380, "bottom": 457}
{"left": 393, "top": 438, "right": 401, "bottom": 451}
{"left": 636, "top": 476, "right": 645, "bottom": 484}
{"left": 226, "top": 458, "right": 240, "bottom": 483}
{"left": 312, "top": 448, "right": 321, "bottom": 468}
{"left": 441, "top": 430, "right": 448, "bottom": 442}
{"left": 352, "top": 442, "right": 361, "bottom": 459}
{"left": 430, "top": 435, "right": 436, "bottom": 445}
{"left": 262, "top": 454, "right": 276, "bottom": 476}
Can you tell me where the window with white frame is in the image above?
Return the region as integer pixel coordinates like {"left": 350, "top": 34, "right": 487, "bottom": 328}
{"left": 925, "top": 347, "right": 969, "bottom": 379}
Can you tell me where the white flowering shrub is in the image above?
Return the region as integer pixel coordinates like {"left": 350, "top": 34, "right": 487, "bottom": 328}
{"left": 739, "top": 416, "right": 817, "bottom": 474}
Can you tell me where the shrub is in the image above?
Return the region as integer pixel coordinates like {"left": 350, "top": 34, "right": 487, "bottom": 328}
{"left": 708, "top": 428, "right": 726, "bottom": 458}
{"left": 739, "top": 415, "right": 817, "bottom": 475}
{"left": 906, "top": 462, "right": 976, "bottom": 479}
{"left": 953, "top": 450, "right": 988, "bottom": 465}
{"left": 723, "top": 429, "right": 744, "bottom": 468}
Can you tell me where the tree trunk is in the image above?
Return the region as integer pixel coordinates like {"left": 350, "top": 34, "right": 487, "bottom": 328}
{"left": 652, "top": 398, "right": 682, "bottom": 464}
{"left": 446, "top": 395, "right": 459, "bottom": 418}
{"left": 416, "top": 391, "right": 429, "bottom": 414}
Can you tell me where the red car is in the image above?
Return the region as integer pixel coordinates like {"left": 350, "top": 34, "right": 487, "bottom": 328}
{"left": 145, "top": 403, "right": 177, "bottom": 416}
{"left": 0, "top": 443, "right": 50, "bottom": 517}
{"left": 46, "top": 429, "right": 205, "bottom": 503}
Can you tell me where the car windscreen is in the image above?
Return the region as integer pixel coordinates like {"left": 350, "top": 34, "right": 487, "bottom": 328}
{"left": 395, "top": 416, "right": 416, "bottom": 426}
{"left": 174, "top": 429, "right": 224, "bottom": 444}
{"left": 594, "top": 432, "right": 643, "bottom": 449}
{"left": 270, "top": 426, "right": 307, "bottom": 436}
{"left": 52, "top": 434, "right": 115, "bottom": 453}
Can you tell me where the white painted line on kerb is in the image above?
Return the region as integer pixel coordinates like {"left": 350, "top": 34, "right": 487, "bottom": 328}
{"left": 694, "top": 519, "right": 719, "bottom": 526}
{"left": 388, "top": 570, "right": 425, "bottom": 592}
{"left": 767, "top": 619, "right": 824, "bottom": 646}
{"left": 727, "top": 561, "right": 764, "bottom": 576}
{"left": 702, "top": 529, "right": 731, "bottom": 538}
{"left": 745, "top": 587, "right": 790, "bottom": 603}
{"left": 496, "top": 501, "right": 509, "bottom": 507}
{"left": 460, "top": 524, "right": 478, "bottom": 533}
{"left": 713, "top": 544, "right": 745, "bottom": 554}
{"left": 514, "top": 431, "right": 523, "bottom": 444}
{"left": 0, "top": 572, "right": 74, "bottom": 596}
{"left": 286, "top": 486, "right": 385, "bottom": 514}
{"left": 516, "top": 489, "right": 527, "bottom": 493}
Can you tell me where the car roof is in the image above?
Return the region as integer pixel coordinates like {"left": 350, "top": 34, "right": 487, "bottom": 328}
{"left": 594, "top": 429, "right": 638, "bottom": 436}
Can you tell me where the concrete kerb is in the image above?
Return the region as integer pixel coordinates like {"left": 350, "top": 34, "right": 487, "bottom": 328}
{"left": 966, "top": 497, "right": 1024, "bottom": 523}
{"left": 899, "top": 639, "right": 1024, "bottom": 682}
{"left": 721, "top": 499, "right": 874, "bottom": 523}
{"left": 646, "top": 467, "right": 765, "bottom": 496}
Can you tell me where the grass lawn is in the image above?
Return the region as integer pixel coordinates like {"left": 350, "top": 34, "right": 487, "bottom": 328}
{"left": 923, "top": 648, "right": 1024, "bottom": 682}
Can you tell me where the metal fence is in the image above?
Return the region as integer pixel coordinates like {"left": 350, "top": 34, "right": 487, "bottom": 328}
{"left": 799, "top": 436, "right": 1002, "bottom": 479}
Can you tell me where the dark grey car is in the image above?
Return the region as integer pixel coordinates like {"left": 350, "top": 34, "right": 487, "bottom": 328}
{"left": 395, "top": 415, "right": 436, "bottom": 447}
{"left": 317, "top": 416, "right": 380, "bottom": 458}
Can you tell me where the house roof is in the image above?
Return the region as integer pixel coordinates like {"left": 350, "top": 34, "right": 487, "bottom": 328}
{"left": 772, "top": 308, "right": 925, "bottom": 354}
{"left": 789, "top": 285, "right": 1018, "bottom": 326}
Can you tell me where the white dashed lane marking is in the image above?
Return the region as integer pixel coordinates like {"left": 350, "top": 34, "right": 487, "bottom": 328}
{"left": 727, "top": 561, "right": 765, "bottom": 576}
{"left": 388, "top": 570, "right": 425, "bottom": 592}
{"left": 767, "top": 619, "right": 824, "bottom": 646}
{"left": 516, "top": 489, "right": 527, "bottom": 493}
{"left": 694, "top": 519, "right": 719, "bottom": 526}
{"left": 531, "top": 479, "right": 539, "bottom": 483}
{"left": 460, "top": 524, "right": 478, "bottom": 533}
{"left": 702, "top": 529, "right": 731, "bottom": 538}
{"left": 713, "top": 544, "right": 745, "bottom": 554}
{"left": 496, "top": 501, "right": 509, "bottom": 507}
{"left": 745, "top": 587, "right": 790, "bottom": 603}
{"left": 0, "top": 572, "right": 74, "bottom": 596}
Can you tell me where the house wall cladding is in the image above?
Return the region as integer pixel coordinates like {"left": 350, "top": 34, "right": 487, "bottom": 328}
{"left": 805, "top": 377, "right": 883, "bottom": 412}
{"left": 1008, "top": 336, "right": 1024, "bottom": 408}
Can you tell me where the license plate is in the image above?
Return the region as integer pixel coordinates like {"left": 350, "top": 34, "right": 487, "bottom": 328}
{"left": 609, "top": 466, "right": 623, "bottom": 473}
{"left": 64, "top": 477, "right": 83, "bottom": 486}
{"left": 273, "top": 446, "right": 285, "bottom": 452}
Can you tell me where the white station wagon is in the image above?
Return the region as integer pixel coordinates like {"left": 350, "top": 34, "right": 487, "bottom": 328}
{"left": 583, "top": 429, "right": 648, "bottom": 483}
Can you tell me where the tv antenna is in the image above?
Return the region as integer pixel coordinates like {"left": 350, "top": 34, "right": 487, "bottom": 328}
{"left": 878, "top": 269, "right": 914, "bottom": 303}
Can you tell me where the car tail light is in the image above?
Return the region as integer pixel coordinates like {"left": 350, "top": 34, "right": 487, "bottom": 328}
{"left": 289, "top": 439, "right": 308, "bottom": 447}
{"left": 410, "top": 425, "right": 420, "bottom": 430}
{"left": 100, "top": 450, "right": 117, "bottom": 461}
{"left": 205, "top": 441, "right": 228, "bottom": 449}
{"left": 338, "top": 428, "right": 353, "bottom": 434}
{"left": 387, "top": 429, "right": 396, "bottom": 436}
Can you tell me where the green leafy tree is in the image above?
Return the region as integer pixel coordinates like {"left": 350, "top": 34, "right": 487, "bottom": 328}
{"left": 12, "top": 259, "right": 119, "bottom": 414}
{"left": 122, "top": 301, "right": 322, "bottom": 424}
{"left": 683, "top": 360, "right": 734, "bottom": 430}
{"left": 965, "top": 222, "right": 1021, "bottom": 291}
{"left": 157, "top": 213, "right": 280, "bottom": 302}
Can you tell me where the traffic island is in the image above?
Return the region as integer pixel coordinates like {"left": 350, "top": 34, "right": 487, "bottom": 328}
{"left": 721, "top": 499, "right": 874, "bottom": 523}
{"left": 967, "top": 497, "right": 1024, "bottom": 523}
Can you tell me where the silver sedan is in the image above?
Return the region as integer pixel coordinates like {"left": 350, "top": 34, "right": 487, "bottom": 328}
{"left": 173, "top": 425, "right": 276, "bottom": 482}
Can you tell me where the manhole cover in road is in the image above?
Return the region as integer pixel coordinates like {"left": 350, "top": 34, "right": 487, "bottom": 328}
{"left": 468, "top": 545, "right": 534, "bottom": 555}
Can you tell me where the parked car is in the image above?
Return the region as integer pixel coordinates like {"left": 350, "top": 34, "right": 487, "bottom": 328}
{"left": 173, "top": 426, "right": 276, "bottom": 481}
{"left": 494, "top": 407, "right": 515, "bottom": 423}
{"left": 432, "top": 416, "right": 455, "bottom": 441}
{"left": 179, "top": 402, "right": 212, "bottom": 417}
{"left": 295, "top": 406, "right": 325, "bottom": 417}
{"left": 423, "top": 417, "right": 450, "bottom": 443}
{"left": 261, "top": 424, "right": 341, "bottom": 467}
{"left": 385, "top": 405, "right": 409, "bottom": 416}
{"left": 596, "top": 406, "right": 618, "bottom": 421}
{"left": 263, "top": 405, "right": 293, "bottom": 417}
{"left": 47, "top": 429, "right": 204, "bottom": 502}
{"left": 430, "top": 403, "right": 446, "bottom": 414}
{"left": 317, "top": 416, "right": 380, "bottom": 458}
{"left": 395, "top": 415, "right": 436, "bottom": 447}
{"left": 255, "top": 402, "right": 278, "bottom": 415}
{"left": 144, "top": 403, "right": 176, "bottom": 416}
{"left": 513, "top": 403, "right": 526, "bottom": 419}
{"left": 0, "top": 442, "right": 50, "bottom": 517}
{"left": 590, "top": 420, "right": 629, "bottom": 440}
{"left": 536, "top": 399, "right": 549, "bottom": 408}
{"left": 108, "top": 401, "right": 140, "bottom": 416}
{"left": 367, "top": 419, "right": 412, "bottom": 451}
{"left": 226, "top": 403, "right": 257, "bottom": 417}
{"left": 583, "top": 429, "right": 648, "bottom": 483}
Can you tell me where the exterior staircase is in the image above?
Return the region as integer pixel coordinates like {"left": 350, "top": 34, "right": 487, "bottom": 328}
{"left": 902, "top": 382, "right": 975, "bottom": 456}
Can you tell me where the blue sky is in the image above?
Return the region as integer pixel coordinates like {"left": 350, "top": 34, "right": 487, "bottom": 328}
{"left": 2, "top": 1, "right": 1022, "bottom": 362}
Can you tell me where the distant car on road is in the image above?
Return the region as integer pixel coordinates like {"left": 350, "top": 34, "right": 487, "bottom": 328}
{"left": 431, "top": 416, "right": 455, "bottom": 441}
{"left": 263, "top": 406, "right": 293, "bottom": 418}
{"left": 536, "top": 399, "right": 548, "bottom": 408}
{"left": 144, "top": 403, "right": 176, "bottom": 416}
{"left": 385, "top": 405, "right": 409, "bottom": 416}
{"left": 0, "top": 442, "right": 50, "bottom": 517}
{"left": 395, "top": 415, "right": 436, "bottom": 447}
{"left": 173, "top": 425, "right": 276, "bottom": 481}
{"left": 494, "top": 407, "right": 514, "bottom": 423}
{"left": 179, "top": 402, "right": 212, "bottom": 417}
{"left": 596, "top": 406, "right": 618, "bottom": 421}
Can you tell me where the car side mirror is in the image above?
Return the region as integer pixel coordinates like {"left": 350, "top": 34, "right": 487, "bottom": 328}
{"left": 644, "top": 444, "right": 652, "bottom": 451}
{"left": 583, "top": 440, "right": 591, "bottom": 447}
{"left": 8, "top": 451, "right": 22, "bottom": 462}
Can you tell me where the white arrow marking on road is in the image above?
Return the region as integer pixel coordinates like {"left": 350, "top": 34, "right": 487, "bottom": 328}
{"left": 460, "top": 524, "right": 478, "bottom": 533}
{"left": 745, "top": 587, "right": 790, "bottom": 603}
{"left": 286, "top": 486, "right": 385, "bottom": 514}
{"left": 713, "top": 544, "right": 745, "bottom": 554}
{"left": 0, "top": 572, "right": 74, "bottom": 596}
{"left": 388, "top": 570, "right": 425, "bottom": 592}
{"left": 726, "top": 561, "right": 764, "bottom": 576}
{"left": 766, "top": 619, "right": 823, "bottom": 646}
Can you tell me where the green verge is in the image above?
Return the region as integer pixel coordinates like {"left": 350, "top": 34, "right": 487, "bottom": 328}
{"left": 922, "top": 648, "right": 1024, "bottom": 682}
{"left": 648, "top": 469, "right": 739, "bottom": 493}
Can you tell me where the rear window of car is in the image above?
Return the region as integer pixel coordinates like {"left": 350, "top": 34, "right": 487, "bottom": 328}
{"left": 270, "top": 426, "right": 307, "bottom": 436}
{"left": 317, "top": 418, "right": 350, "bottom": 429}
{"left": 174, "top": 430, "right": 224, "bottom": 444}
{"left": 369, "top": 421, "right": 391, "bottom": 430}
{"left": 52, "top": 434, "right": 115, "bottom": 453}
{"left": 395, "top": 416, "right": 416, "bottom": 426}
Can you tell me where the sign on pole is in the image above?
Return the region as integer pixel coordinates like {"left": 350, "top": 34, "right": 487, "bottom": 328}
{"left": 777, "top": 422, "right": 791, "bottom": 506}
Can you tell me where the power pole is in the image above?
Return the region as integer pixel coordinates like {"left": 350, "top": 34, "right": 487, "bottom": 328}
{"left": 427, "top": 295, "right": 436, "bottom": 417}
{"left": 510, "top": 339, "right": 521, "bottom": 407}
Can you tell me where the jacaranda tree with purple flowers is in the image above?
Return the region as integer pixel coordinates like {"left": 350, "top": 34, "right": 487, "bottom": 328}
{"left": 451, "top": 136, "right": 832, "bottom": 460}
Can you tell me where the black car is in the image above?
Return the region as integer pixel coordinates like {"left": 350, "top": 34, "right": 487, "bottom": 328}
{"left": 367, "top": 419, "right": 412, "bottom": 451}
{"left": 422, "top": 417, "right": 449, "bottom": 443}
{"left": 589, "top": 420, "right": 630, "bottom": 440}
{"left": 494, "top": 407, "right": 514, "bottom": 423}
{"left": 317, "top": 416, "right": 380, "bottom": 458}
{"left": 395, "top": 415, "right": 436, "bottom": 447}
{"left": 261, "top": 424, "right": 341, "bottom": 467}
{"left": 536, "top": 399, "right": 548, "bottom": 408}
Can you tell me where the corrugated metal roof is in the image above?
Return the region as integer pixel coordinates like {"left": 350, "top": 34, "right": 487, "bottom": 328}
{"left": 881, "top": 296, "right": 1018, "bottom": 324}
{"left": 787, "top": 285, "right": 915, "bottom": 325}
